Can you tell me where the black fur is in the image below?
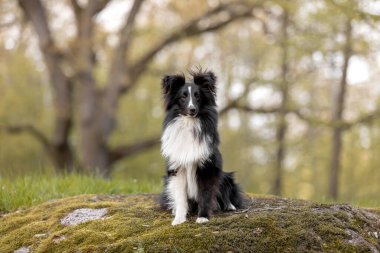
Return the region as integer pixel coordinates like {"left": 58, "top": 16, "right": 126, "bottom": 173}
{"left": 159, "top": 70, "right": 244, "bottom": 220}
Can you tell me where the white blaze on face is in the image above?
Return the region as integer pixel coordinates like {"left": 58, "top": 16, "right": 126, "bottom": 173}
{"left": 188, "top": 86, "right": 194, "bottom": 109}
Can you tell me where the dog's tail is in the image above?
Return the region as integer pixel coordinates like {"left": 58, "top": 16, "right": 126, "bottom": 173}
{"left": 217, "top": 172, "right": 245, "bottom": 210}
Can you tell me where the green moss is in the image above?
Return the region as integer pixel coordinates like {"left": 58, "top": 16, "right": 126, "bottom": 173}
{"left": 1, "top": 194, "right": 379, "bottom": 252}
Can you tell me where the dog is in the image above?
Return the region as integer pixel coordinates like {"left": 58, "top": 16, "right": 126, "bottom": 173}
{"left": 159, "top": 69, "right": 244, "bottom": 225}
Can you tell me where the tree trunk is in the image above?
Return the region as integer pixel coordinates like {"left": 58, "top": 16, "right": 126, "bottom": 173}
{"left": 18, "top": 0, "right": 76, "bottom": 172}
{"left": 273, "top": 9, "right": 289, "bottom": 196}
{"left": 80, "top": 123, "right": 111, "bottom": 176}
{"left": 77, "top": 76, "right": 111, "bottom": 176}
{"left": 328, "top": 20, "right": 352, "bottom": 200}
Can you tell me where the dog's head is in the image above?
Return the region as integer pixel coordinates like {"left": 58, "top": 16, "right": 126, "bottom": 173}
{"left": 161, "top": 70, "right": 217, "bottom": 117}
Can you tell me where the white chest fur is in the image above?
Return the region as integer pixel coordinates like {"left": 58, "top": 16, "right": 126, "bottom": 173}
{"left": 161, "top": 116, "right": 211, "bottom": 171}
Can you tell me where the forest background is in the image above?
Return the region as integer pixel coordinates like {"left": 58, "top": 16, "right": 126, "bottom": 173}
{"left": 1, "top": 0, "right": 380, "bottom": 210}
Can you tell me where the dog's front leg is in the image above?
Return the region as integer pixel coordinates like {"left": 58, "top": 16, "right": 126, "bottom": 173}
{"left": 196, "top": 168, "right": 219, "bottom": 224}
{"left": 167, "top": 169, "right": 188, "bottom": 225}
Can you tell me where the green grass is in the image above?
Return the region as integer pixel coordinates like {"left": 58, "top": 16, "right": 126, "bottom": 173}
{"left": 0, "top": 173, "right": 161, "bottom": 212}
{"left": 1, "top": 172, "right": 379, "bottom": 214}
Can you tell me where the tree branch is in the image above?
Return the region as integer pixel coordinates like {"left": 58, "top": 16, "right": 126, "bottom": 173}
{"left": 70, "top": 0, "right": 111, "bottom": 66}
{"left": 284, "top": 108, "right": 380, "bottom": 130}
{"left": 222, "top": 104, "right": 283, "bottom": 115}
{"left": 0, "top": 124, "right": 50, "bottom": 148}
{"left": 129, "top": 2, "right": 258, "bottom": 90}
{"left": 105, "top": 0, "right": 146, "bottom": 94}
{"left": 330, "top": 0, "right": 380, "bottom": 22}
{"left": 18, "top": 0, "right": 53, "bottom": 48}
{"left": 70, "top": 0, "right": 82, "bottom": 22}
{"left": 219, "top": 99, "right": 380, "bottom": 130}
{"left": 109, "top": 136, "right": 160, "bottom": 163}
{"left": 89, "top": 0, "right": 111, "bottom": 17}
{"left": 340, "top": 108, "right": 380, "bottom": 130}
{"left": 219, "top": 99, "right": 282, "bottom": 115}
{"left": 119, "top": 0, "right": 145, "bottom": 55}
{"left": 71, "top": 0, "right": 110, "bottom": 21}
{"left": 99, "top": 0, "right": 146, "bottom": 141}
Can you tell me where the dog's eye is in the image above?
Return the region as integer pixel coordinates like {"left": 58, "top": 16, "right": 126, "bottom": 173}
{"left": 194, "top": 92, "right": 199, "bottom": 98}
{"left": 182, "top": 93, "right": 188, "bottom": 99}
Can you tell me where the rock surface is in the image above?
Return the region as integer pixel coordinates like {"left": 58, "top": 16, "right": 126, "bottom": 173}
{"left": 1, "top": 194, "right": 380, "bottom": 252}
{"left": 13, "top": 246, "right": 30, "bottom": 253}
{"left": 60, "top": 208, "right": 108, "bottom": 226}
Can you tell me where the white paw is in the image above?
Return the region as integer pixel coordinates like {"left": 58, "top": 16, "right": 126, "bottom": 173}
{"left": 171, "top": 217, "right": 186, "bottom": 226}
{"left": 228, "top": 203, "right": 236, "bottom": 211}
{"left": 196, "top": 217, "right": 209, "bottom": 224}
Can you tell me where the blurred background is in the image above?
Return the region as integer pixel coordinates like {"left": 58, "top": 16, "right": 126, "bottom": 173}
{"left": 1, "top": 0, "right": 380, "bottom": 208}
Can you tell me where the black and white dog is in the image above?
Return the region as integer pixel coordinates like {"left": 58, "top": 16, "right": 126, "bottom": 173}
{"left": 159, "top": 70, "right": 243, "bottom": 225}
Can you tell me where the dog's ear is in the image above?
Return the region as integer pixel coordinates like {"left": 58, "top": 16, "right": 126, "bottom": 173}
{"left": 192, "top": 71, "right": 217, "bottom": 94}
{"left": 162, "top": 74, "right": 185, "bottom": 95}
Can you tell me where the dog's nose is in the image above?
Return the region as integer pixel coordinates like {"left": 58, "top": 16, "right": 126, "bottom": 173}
{"left": 188, "top": 106, "right": 197, "bottom": 116}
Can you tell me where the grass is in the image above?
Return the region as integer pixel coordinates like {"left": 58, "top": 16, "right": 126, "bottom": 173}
{"left": 0, "top": 173, "right": 161, "bottom": 212}
{"left": 1, "top": 172, "right": 379, "bottom": 214}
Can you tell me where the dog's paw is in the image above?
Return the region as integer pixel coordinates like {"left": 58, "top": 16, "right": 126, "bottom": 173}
{"left": 196, "top": 217, "right": 209, "bottom": 224}
{"left": 171, "top": 217, "right": 186, "bottom": 226}
{"left": 228, "top": 203, "right": 236, "bottom": 211}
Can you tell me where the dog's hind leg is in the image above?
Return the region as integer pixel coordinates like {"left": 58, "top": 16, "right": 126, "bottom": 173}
{"left": 167, "top": 169, "right": 188, "bottom": 225}
{"left": 228, "top": 203, "right": 236, "bottom": 211}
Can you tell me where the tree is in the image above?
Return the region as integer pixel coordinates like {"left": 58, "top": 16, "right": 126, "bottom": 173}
{"left": 328, "top": 19, "right": 352, "bottom": 200}
{"left": 13, "top": 0, "right": 258, "bottom": 176}
{"left": 273, "top": 7, "right": 290, "bottom": 196}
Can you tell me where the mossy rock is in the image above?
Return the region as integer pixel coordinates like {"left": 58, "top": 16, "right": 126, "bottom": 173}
{"left": 1, "top": 194, "right": 380, "bottom": 253}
